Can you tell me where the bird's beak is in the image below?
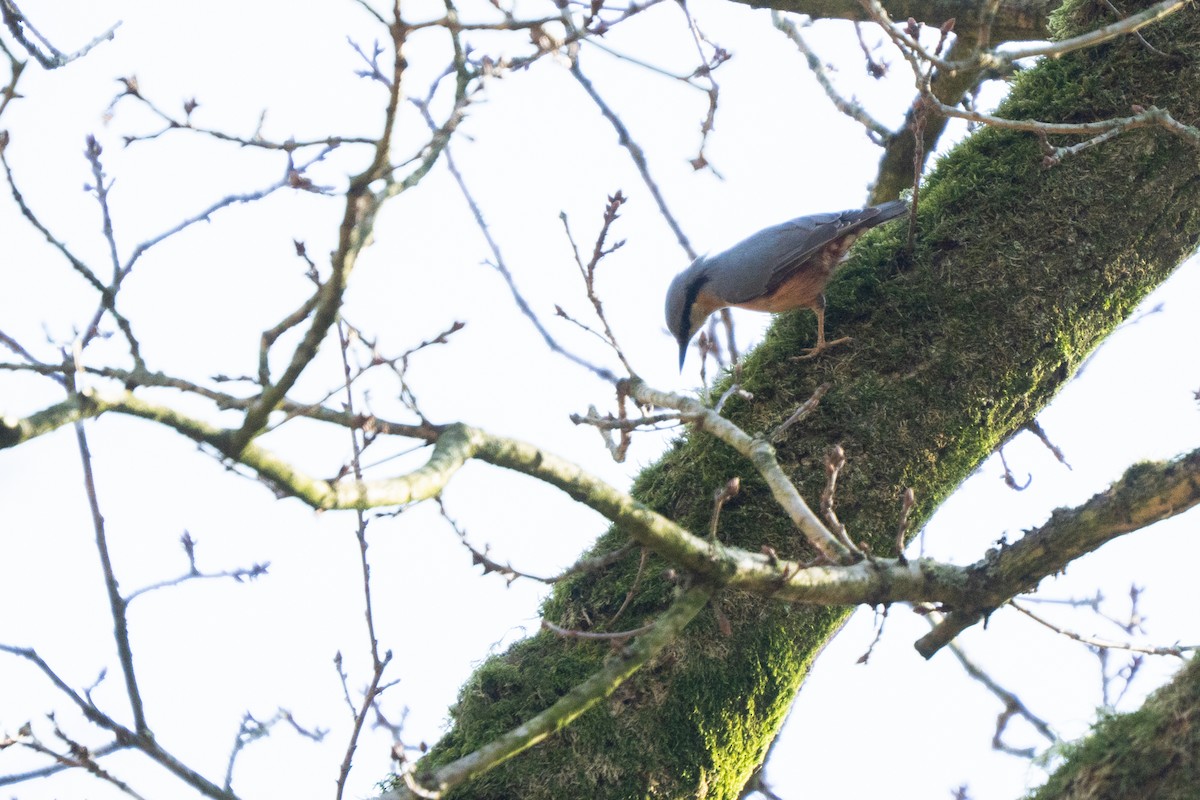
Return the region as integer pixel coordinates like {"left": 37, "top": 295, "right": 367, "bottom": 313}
{"left": 677, "top": 339, "right": 688, "bottom": 372}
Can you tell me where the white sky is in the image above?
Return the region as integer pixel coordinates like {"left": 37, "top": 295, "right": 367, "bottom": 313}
{"left": 1, "top": 2, "right": 1198, "bottom": 799}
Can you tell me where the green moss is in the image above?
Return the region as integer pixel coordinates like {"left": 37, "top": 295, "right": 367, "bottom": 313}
{"left": 1047, "top": 0, "right": 1114, "bottom": 41}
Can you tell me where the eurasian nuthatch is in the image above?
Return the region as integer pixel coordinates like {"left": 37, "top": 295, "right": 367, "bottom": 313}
{"left": 665, "top": 200, "right": 908, "bottom": 369}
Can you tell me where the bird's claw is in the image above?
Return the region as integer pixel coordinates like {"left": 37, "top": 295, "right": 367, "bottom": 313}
{"left": 792, "top": 336, "right": 852, "bottom": 361}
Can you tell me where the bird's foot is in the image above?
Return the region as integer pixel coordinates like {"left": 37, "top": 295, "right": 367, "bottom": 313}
{"left": 791, "top": 336, "right": 852, "bottom": 361}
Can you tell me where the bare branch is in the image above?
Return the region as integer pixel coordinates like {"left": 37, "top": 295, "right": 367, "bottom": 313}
{"left": 999, "top": 447, "right": 1032, "bottom": 491}
{"left": 673, "top": 0, "right": 727, "bottom": 172}
{"left": 412, "top": 99, "right": 618, "bottom": 382}
{"left": 972, "top": 0, "right": 1186, "bottom": 71}
{"left": 770, "top": 383, "right": 831, "bottom": 443}
{"left": 855, "top": 0, "right": 1197, "bottom": 173}
{"left": 0, "top": 327, "right": 54, "bottom": 373}
{"left": 568, "top": 53, "right": 697, "bottom": 261}
{"left": 894, "top": 487, "right": 915, "bottom": 562}
{"left": 1009, "top": 600, "right": 1196, "bottom": 658}
{"left": 555, "top": 541, "right": 640, "bottom": 582}
{"left": 772, "top": 12, "right": 892, "bottom": 143}
{"left": 333, "top": 315, "right": 397, "bottom": 800}
{"left": 918, "top": 449, "right": 1200, "bottom": 656}
{"left": 820, "top": 445, "right": 861, "bottom": 556}
{"left": 933, "top": 617, "right": 1059, "bottom": 754}
{"left": 228, "top": 13, "right": 413, "bottom": 455}
{"left": 79, "top": 136, "right": 142, "bottom": 365}
{"left": 631, "top": 380, "right": 856, "bottom": 564}
{"left": 937, "top": 102, "right": 1200, "bottom": 162}
{"left": 70, "top": 413, "right": 148, "bottom": 735}
{"left": 10, "top": 376, "right": 1200, "bottom": 671}
{"left": 1024, "top": 419, "right": 1071, "bottom": 469}
{"left": 439, "top": 499, "right": 558, "bottom": 585}
{"left": 0, "top": 36, "right": 25, "bottom": 120}
{"left": 21, "top": 723, "right": 146, "bottom": 800}
{"left": 224, "top": 710, "right": 327, "bottom": 794}
{"left": 542, "top": 618, "right": 657, "bottom": 641}
{"left": 0, "top": 0, "right": 119, "bottom": 68}
{"left": 559, "top": 192, "right": 636, "bottom": 375}
{"left": 858, "top": 0, "right": 952, "bottom": 75}
{"left": 0, "top": 644, "right": 235, "bottom": 798}
{"left": 1, "top": 146, "right": 107, "bottom": 295}
{"left": 0, "top": 739, "right": 129, "bottom": 787}
{"left": 124, "top": 146, "right": 336, "bottom": 270}
{"left": 709, "top": 477, "right": 742, "bottom": 541}
{"left": 732, "top": 0, "right": 1053, "bottom": 43}
{"left": 570, "top": 406, "right": 680, "bottom": 438}
{"left": 124, "top": 531, "right": 269, "bottom": 604}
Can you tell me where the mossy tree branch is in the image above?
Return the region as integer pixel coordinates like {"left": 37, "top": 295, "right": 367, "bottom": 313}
{"left": 388, "top": 586, "right": 715, "bottom": 800}
{"left": 917, "top": 449, "right": 1200, "bottom": 656}
{"left": 410, "top": 1, "right": 1200, "bottom": 796}
{"left": 10, "top": 385, "right": 1195, "bottom": 644}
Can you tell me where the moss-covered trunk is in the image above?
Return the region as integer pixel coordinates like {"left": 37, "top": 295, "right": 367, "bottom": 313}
{"left": 420, "top": 2, "right": 1200, "bottom": 796}
{"left": 1030, "top": 656, "right": 1200, "bottom": 800}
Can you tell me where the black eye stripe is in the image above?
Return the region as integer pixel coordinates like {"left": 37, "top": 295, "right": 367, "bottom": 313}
{"left": 681, "top": 275, "right": 710, "bottom": 333}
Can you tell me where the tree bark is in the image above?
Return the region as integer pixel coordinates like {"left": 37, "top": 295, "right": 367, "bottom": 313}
{"left": 415, "top": 1, "right": 1200, "bottom": 796}
{"left": 748, "top": 0, "right": 1054, "bottom": 42}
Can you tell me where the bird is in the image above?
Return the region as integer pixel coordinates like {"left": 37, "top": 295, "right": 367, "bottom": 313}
{"left": 665, "top": 199, "right": 909, "bottom": 370}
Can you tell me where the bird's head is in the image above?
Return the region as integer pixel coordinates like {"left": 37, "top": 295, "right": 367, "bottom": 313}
{"left": 665, "top": 256, "right": 716, "bottom": 371}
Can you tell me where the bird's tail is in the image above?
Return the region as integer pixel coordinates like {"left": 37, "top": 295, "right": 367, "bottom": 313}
{"left": 870, "top": 199, "right": 910, "bottom": 223}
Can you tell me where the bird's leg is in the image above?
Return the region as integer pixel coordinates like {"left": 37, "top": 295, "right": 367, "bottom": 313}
{"left": 793, "top": 294, "right": 851, "bottom": 360}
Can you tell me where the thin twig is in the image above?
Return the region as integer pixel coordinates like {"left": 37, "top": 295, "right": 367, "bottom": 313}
{"left": 542, "top": 618, "right": 657, "bottom": 641}
{"left": 947, "top": 639, "right": 1058, "bottom": 751}
{"left": 439, "top": 499, "right": 557, "bottom": 585}
{"left": 0, "top": 740, "right": 128, "bottom": 787}
{"left": 709, "top": 478, "right": 741, "bottom": 541}
{"left": 820, "top": 445, "right": 860, "bottom": 556}
{"left": 71, "top": 409, "right": 148, "bottom": 734}
{"left": 769, "top": 383, "right": 830, "bottom": 443}
{"left": 1009, "top": 601, "right": 1195, "bottom": 658}
{"left": 559, "top": 192, "right": 636, "bottom": 375}
{"left": 223, "top": 710, "right": 326, "bottom": 794}
{"left": 0, "top": 643, "right": 236, "bottom": 797}
{"left": 631, "top": 379, "right": 856, "bottom": 564}
{"left": 410, "top": 91, "right": 616, "bottom": 381}
{"left": 334, "top": 314, "right": 396, "bottom": 800}
{"left": 973, "top": 0, "right": 1185, "bottom": 70}
{"left": 0, "top": 0, "right": 119, "bottom": 69}
{"left": 894, "top": 487, "right": 915, "bottom": 563}
{"left": 1024, "top": 419, "right": 1071, "bottom": 469}
{"left": 772, "top": 12, "right": 891, "bottom": 144}
{"left": 673, "top": 0, "right": 727, "bottom": 172}
{"left": 0, "top": 36, "right": 26, "bottom": 120}
{"left": 79, "top": 136, "right": 143, "bottom": 367}
{"left": 25, "top": 724, "right": 146, "bottom": 800}
{"left": 607, "top": 548, "right": 650, "bottom": 627}
{"left": 568, "top": 53, "right": 696, "bottom": 262}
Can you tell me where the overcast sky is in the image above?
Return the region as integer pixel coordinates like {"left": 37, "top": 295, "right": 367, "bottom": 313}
{"left": 2, "top": 2, "right": 1198, "bottom": 798}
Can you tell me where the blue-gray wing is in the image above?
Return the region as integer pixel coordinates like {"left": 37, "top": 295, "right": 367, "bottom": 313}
{"left": 700, "top": 202, "right": 906, "bottom": 304}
